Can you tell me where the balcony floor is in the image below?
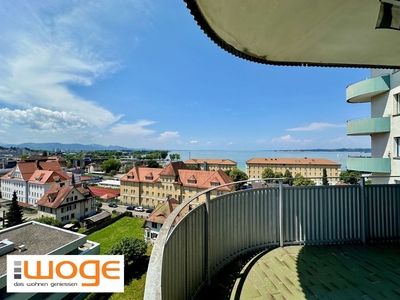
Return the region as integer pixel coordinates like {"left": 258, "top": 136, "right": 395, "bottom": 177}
{"left": 196, "top": 243, "right": 400, "bottom": 299}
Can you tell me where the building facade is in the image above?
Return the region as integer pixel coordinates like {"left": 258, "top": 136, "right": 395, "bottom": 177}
{"left": 346, "top": 69, "right": 400, "bottom": 184}
{"left": 1, "top": 157, "right": 70, "bottom": 205}
{"left": 37, "top": 183, "right": 96, "bottom": 224}
{"left": 120, "top": 162, "right": 235, "bottom": 207}
{"left": 184, "top": 158, "right": 237, "bottom": 171}
{"left": 246, "top": 157, "right": 341, "bottom": 185}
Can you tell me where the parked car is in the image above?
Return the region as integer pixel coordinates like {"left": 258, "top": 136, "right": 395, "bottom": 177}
{"left": 134, "top": 206, "right": 144, "bottom": 212}
{"left": 146, "top": 209, "right": 153, "bottom": 213}
{"left": 126, "top": 206, "right": 135, "bottom": 210}
{"left": 108, "top": 203, "right": 118, "bottom": 208}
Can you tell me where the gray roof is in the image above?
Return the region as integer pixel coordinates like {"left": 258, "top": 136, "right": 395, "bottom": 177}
{"left": 0, "top": 221, "right": 86, "bottom": 277}
{"left": 85, "top": 211, "right": 111, "bottom": 223}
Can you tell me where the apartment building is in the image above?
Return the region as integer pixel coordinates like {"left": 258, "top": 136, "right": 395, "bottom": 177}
{"left": 120, "top": 161, "right": 235, "bottom": 207}
{"left": 0, "top": 221, "right": 99, "bottom": 300}
{"left": 37, "top": 183, "right": 96, "bottom": 224}
{"left": 346, "top": 69, "right": 400, "bottom": 184}
{"left": 184, "top": 158, "right": 237, "bottom": 171}
{"left": 246, "top": 157, "right": 341, "bottom": 185}
{"left": 1, "top": 157, "right": 71, "bottom": 205}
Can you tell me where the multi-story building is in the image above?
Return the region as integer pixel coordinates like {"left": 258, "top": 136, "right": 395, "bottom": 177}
{"left": 0, "top": 221, "right": 99, "bottom": 300}
{"left": 246, "top": 158, "right": 341, "bottom": 185}
{"left": 37, "top": 183, "right": 97, "bottom": 224}
{"left": 120, "top": 161, "right": 235, "bottom": 207}
{"left": 1, "top": 157, "right": 71, "bottom": 205}
{"left": 346, "top": 69, "right": 400, "bottom": 184}
{"left": 184, "top": 158, "right": 237, "bottom": 171}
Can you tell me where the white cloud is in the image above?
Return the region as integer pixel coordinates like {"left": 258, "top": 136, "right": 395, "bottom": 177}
{"left": 0, "top": 1, "right": 150, "bottom": 131}
{"left": 0, "top": 107, "right": 90, "bottom": 132}
{"left": 271, "top": 135, "right": 312, "bottom": 144}
{"left": 190, "top": 141, "right": 198, "bottom": 144}
{"left": 108, "top": 120, "right": 155, "bottom": 136}
{"left": 157, "top": 131, "right": 179, "bottom": 141}
{"left": 288, "top": 122, "right": 345, "bottom": 131}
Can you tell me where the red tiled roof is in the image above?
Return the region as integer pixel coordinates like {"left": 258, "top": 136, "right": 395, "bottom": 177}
{"left": 246, "top": 157, "right": 341, "bottom": 166}
{"left": 178, "top": 169, "right": 235, "bottom": 191}
{"left": 37, "top": 184, "right": 94, "bottom": 209}
{"left": 184, "top": 158, "right": 237, "bottom": 166}
{"left": 88, "top": 186, "right": 120, "bottom": 197}
{"left": 146, "top": 198, "right": 190, "bottom": 225}
{"left": 28, "top": 170, "right": 70, "bottom": 185}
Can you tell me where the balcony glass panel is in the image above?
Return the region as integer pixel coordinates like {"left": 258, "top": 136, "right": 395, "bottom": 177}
{"left": 346, "top": 74, "right": 390, "bottom": 103}
{"left": 346, "top": 116, "right": 390, "bottom": 135}
{"left": 346, "top": 157, "right": 391, "bottom": 173}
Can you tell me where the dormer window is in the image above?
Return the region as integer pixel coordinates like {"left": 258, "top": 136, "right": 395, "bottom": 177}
{"left": 210, "top": 181, "right": 220, "bottom": 187}
{"left": 188, "top": 179, "right": 197, "bottom": 184}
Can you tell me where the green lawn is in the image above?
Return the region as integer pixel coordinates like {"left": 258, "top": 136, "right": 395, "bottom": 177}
{"left": 86, "top": 216, "right": 152, "bottom": 300}
{"left": 87, "top": 216, "right": 146, "bottom": 254}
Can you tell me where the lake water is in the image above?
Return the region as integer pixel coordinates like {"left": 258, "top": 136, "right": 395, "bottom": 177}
{"left": 171, "top": 150, "right": 371, "bottom": 172}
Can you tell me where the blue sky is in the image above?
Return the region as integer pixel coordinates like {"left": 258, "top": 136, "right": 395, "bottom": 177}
{"left": 0, "top": 1, "right": 371, "bottom": 150}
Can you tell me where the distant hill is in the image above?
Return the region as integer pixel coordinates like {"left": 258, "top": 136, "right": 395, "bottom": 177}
{"left": 0, "top": 142, "right": 132, "bottom": 151}
{"left": 275, "top": 148, "right": 371, "bottom": 152}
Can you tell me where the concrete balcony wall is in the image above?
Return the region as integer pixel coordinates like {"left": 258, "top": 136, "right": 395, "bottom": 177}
{"left": 346, "top": 157, "right": 391, "bottom": 173}
{"left": 346, "top": 117, "right": 390, "bottom": 136}
{"left": 346, "top": 74, "right": 390, "bottom": 103}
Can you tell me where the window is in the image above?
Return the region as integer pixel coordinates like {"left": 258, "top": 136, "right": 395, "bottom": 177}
{"left": 395, "top": 94, "right": 400, "bottom": 114}
{"left": 71, "top": 213, "right": 75, "bottom": 219}
{"left": 152, "top": 222, "right": 157, "bottom": 228}
{"left": 396, "top": 137, "right": 400, "bottom": 157}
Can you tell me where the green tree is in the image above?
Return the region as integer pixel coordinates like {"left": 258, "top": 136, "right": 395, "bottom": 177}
{"left": 283, "top": 169, "right": 294, "bottom": 186}
{"left": 5, "top": 191, "right": 25, "bottom": 228}
{"left": 19, "top": 154, "right": 29, "bottom": 159}
{"left": 293, "top": 173, "right": 315, "bottom": 186}
{"left": 273, "top": 171, "right": 283, "bottom": 183}
{"left": 169, "top": 153, "right": 181, "bottom": 161}
{"left": 225, "top": 167, "right": 248, "bottom": 190}
{"left": 95, "top": 201, "right": 103, "bottom": 212}
{"left": 147, "top": 160, "right": 161, "bottom": 168}
{"left": 322, "top": 168, "right": 329, "bottom": 186}
{"left": 160, "top": 151, "right": 169, "bottom": 159}
{"left": 107, "top": 237, "right": 147, "bottom": 267}
{"left": 262, "top": 168, "right": 275, "bottom": 183}
{"left": 101, "top": 158, "right": 122, "bottom": 174}
{"left": 340, "top": 170, "right": 361, "bottom": 184}
{"left": 35, "top": 216, "right": 63, "bottom": 228}
{"left": 42, "top": 150, "right": 48, "bottom": 156}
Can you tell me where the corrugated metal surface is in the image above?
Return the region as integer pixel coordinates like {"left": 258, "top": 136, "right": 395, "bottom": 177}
{"left": 156, "top": 183, "right": 400, "bottom": 300}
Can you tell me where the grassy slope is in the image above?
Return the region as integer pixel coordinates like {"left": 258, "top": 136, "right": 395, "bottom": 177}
{"left": 86, "top": 217, "right": 152, "bottom": 300}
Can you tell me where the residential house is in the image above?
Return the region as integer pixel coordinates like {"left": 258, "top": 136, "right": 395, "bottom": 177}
{"left": 143, "top": 196, "right": 190, "bottom": 243}
{"left": 346, "top": 69, "right": 400, "bottom": 183}
{"left": 1, "top": 157, "right": 70, "bottom": 204}
{"left": 246, "top": 157, "right": 341, "bottom": 185}
{"left": 184, "top": 158, "right": 237, "bottom": 171}
{"left": 37, "top": 183, "right": 96, "bottom": 224}
{"left": 120, "top": 161, "right": 235, "bottom": 207}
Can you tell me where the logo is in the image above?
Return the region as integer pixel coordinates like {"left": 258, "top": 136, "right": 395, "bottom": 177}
{"left": 7, "top": 255, "right": 124, "bottom": 293}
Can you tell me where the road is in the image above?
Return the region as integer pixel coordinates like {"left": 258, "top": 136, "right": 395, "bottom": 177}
{"left": 101, "top": 203, "right": 150, "bottom": 218}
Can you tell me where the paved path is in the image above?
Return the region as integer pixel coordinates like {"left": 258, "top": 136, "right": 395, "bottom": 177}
{"left": 198, "top": 243, "right": 400, "bottom": 300}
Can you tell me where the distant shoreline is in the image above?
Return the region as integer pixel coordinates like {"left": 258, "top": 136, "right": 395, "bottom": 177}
{"left": 274, "top": 148, "right": 371, "bottom": 153}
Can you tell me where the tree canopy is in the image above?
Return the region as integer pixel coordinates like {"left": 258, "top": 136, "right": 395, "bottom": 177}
{"left": 5, "top": 191, "right": 25, "bottom": 228}
{"left": 340, "top": 170, "right": 361, "bottom": 184}
{"left": 225, "top": 167, "right": 248, "bottom": 190}
{"left": 293, "top": 174, "right": 315, "bottom": 186}
{"left": 169, "top": 153, "right": 181, "bottom": 161}
{"left": 107, "top": 237, "right": 147, "bottom": 267}
{"left": 261, "top": 168, "right": 275, "bottom": 182}
{"left": 101, "top": 158, "right": 122, "bottom": 174}
{"left": 322, "top": 168, "right": 329, "bottom": 186}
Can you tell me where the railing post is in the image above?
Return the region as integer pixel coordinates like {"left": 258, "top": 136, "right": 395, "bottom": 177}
{"left": 205, "top": 191, "right": 211, "bottom": 285}
{"left": 360, "top": 177, "right": 366, "bottom": 243}
{"left": 279, "top": 179, "right": 283, "bottom": 247}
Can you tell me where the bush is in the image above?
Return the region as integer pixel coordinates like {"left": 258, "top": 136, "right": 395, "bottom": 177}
{"left": 35, "top": 216, "right": 63, "bottom": 228}
{"left": 107, "top": 237, "right": 147, "bottom": 267}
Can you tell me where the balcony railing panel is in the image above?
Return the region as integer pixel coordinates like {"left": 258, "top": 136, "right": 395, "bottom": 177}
{"left": 145, "top": 180, "right": 400, "bottom": 300}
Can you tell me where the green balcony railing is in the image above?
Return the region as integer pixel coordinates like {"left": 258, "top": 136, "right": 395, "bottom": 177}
{"left": 346, "top": 156, "right": 391, "bottom": 173}
{"left": 346, "top": 74, "right": 390, "bottom": 103}
{"left": 346, "top": 116, "right": 390, "bottom": 135}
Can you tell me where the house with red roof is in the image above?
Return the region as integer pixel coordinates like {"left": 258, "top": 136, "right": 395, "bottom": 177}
{"left": 143, "top": 196, "right": 190, "bottom": 243}
{"left": 1, "top": 157, "right": 71, "bottom": 205}
{"left": 37, "top": 183, "right": 96, "bottom": 224}
{"left": 120, "top": 161, "right": 235, "bottom": 208}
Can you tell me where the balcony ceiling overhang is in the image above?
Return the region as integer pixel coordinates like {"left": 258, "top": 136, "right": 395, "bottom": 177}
{"left": 184, "top": 0, "right": 400, "bottom": 68}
